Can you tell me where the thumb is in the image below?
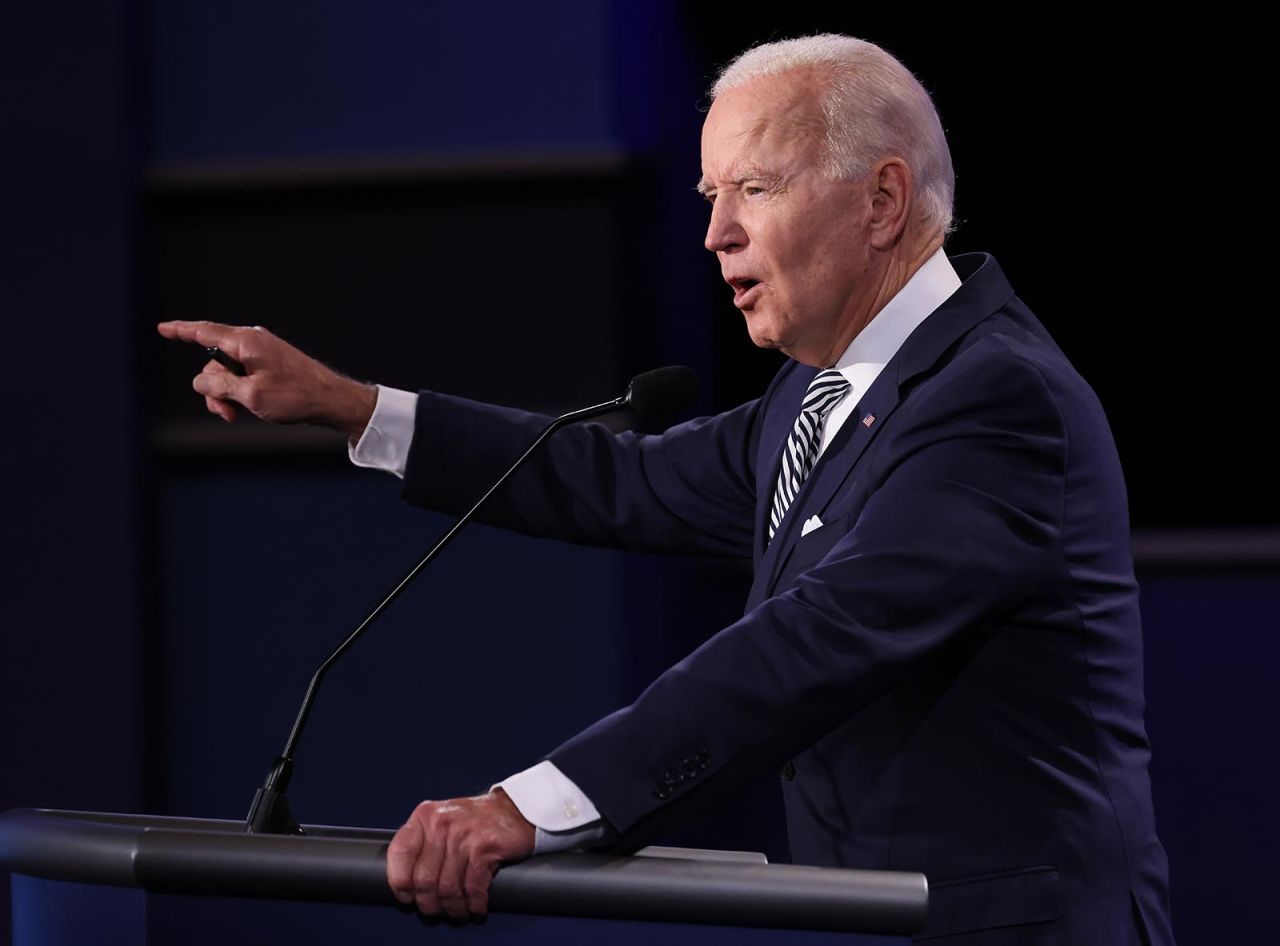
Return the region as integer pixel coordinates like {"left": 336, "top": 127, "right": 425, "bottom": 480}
{"left": 193, "top": 364, "right": 249, "bottom": 405}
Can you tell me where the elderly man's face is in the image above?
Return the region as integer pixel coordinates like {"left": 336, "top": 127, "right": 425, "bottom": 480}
{"left": 700, "top": 74, "right": 875, "bottom": 368}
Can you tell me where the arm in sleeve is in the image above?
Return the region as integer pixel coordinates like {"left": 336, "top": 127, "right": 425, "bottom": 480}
{"left": 398, "top": 388, "right": 773, "bottom": 558}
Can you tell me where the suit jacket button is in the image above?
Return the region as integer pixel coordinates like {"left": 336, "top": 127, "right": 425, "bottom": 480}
{"left": 779, "top": 761, "right": 796, "bottom": 781}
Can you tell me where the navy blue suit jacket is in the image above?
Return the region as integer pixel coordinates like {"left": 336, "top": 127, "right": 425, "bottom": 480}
{"left": 403, "top": 254, "right": 1173, "bottom": 944}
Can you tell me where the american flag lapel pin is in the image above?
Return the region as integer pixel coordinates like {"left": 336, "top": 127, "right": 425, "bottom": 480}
{"left": 862, "top": 413, "right": 876, "bottom": 427}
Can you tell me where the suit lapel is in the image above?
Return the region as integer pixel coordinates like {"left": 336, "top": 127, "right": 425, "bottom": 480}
{"left": 744, "top": 253, "right": 1017, "bottom": 610}
{"left": 755, "top": 373, "right": 902, "bottom": 601}
{"left": 751, "top": 363, "right": 814, "bottom": 570}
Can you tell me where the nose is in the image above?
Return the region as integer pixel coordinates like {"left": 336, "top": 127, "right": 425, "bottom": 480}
{"left": 704, "top": 197, "right": 747, "bottom": 254}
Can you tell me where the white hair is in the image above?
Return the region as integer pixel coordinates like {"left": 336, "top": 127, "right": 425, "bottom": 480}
{"left": 712, "top": 34, "right": 955, "bottom": 233}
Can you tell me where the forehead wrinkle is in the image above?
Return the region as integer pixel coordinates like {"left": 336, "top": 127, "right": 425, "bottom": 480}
{"left": 733, "top": 116, "right": 826, "bottom": 179}
{"left": 700, "top": 130, "right": 795, "bottom": 192}
{"left": 703, "top": 121, "right": 765, "bottom": 181}
{"left": 700, "top": 80, "right": 827, "bottom": 193}
{"left": 753, "top": 110, "right": 827, "bottom": 154}
{"left": 740, "top": 75, "right": 830, "bottom": 163}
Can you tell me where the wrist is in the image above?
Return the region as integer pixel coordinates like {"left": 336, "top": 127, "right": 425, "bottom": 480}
{"left": 493, "top": 787, "right": 533, "bottom": 824}
{"left": 332, "top": 377, "right": 378, "bottom": 442}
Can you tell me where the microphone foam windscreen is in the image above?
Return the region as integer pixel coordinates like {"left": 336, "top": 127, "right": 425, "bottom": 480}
{"left": 626, "top": 365, "right": 698, "bottom": 421}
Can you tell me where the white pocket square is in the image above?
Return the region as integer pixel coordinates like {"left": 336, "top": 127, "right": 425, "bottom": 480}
{"left": 800, "top": 515, "right": 824, "bottom": 537}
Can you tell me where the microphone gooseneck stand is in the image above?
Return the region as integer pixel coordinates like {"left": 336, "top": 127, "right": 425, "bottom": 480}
{"left": 246, "top": 366, "right": 697, "bottom": 834}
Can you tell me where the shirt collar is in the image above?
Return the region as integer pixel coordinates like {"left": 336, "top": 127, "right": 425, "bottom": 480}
{"left": 830, "top": 247, "right": 962, "bottom": 388}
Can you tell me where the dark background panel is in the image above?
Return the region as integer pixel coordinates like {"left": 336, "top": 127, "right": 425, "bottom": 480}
{"left": 2, "top": 1, "right": 146, "bottom": 939}
{"left": 149, "top": 0, "right": 619, "bottom": 162}
{"left": 154, "top": 472, "right": 635, "bottom": 823}
{"left": 144, "top": 171, "right": 644, "bottom": 422}
{"left": 1139, "top": 571, "right": 1280, "bottom": 942}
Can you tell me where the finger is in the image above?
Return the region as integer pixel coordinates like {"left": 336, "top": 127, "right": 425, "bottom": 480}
{"left": 193, "top": 363, "right": 248, "bottom": 405}
{"left": 156, "top": 319, "right": 235, "bottom": 348}
{"left": 157, "top": 320, "right": 257, "bottom": 361}
{"left": 205, "top": 394, "right": 237, "bottom": 423}
{"left": 386, "top": 818, "right": 424, "bottom": 904}
{"left": 411, "top": 812, "right": 447, "bottom": 915}
{"left": 463, "top": 843, "right": 496, "bottom": 917}
{"left": 436, "top": 825, "right": 470, "bottom": 920}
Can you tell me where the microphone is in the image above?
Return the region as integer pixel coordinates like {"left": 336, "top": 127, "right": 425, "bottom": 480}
{"left": 625, "top": 366, "right": 698, "bottom": 422}
{"left": 245, "top": 366, "right": 698, "bottom": 834}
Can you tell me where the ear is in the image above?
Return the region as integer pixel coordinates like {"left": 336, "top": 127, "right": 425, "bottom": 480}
{"left": 867, "top": 157, "right": 913, "bottom": 250}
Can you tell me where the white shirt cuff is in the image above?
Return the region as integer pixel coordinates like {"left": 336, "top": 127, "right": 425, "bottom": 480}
{"left": 348, "top": 385, "right": 418, "bottom": 478}
{"left": 496, "top": 760, "right": 606, "bottom": 854}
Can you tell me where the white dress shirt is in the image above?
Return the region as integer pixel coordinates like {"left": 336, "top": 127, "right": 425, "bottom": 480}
{"left": 349, "top": 248, "right": 961, "bottom": 851}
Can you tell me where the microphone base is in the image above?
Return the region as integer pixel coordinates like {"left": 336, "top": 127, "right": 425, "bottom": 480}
{"left": 245, "top": 786, "right": 303, "bottom": 835}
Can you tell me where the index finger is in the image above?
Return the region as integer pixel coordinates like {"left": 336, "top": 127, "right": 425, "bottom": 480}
{"left": 386, "top": 818, "right": 424, "bottom": 904}
{"left": 156, "top": 320, "right": 250, "bottom": 359}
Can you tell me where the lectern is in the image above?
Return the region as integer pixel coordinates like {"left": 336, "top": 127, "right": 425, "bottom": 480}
{"left": 2, "top": 809, "right": 926, "bottom": 944}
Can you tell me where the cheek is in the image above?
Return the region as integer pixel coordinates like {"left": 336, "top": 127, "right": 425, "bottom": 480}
{"left": 780, "top": 243, "right": 843, "bottom": 303}
{"left": 760, "top": 237, "right": 811, "bottom": 300}
{"left": 756, "top": 212, "right": 862, "bottom": 309}
{"left": 813, "top": 230, "right": 870, "bottom": 292}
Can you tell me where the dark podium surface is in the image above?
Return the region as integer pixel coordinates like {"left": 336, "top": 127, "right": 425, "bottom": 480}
{"left": 2, "top": 809, "right": 927, "bottom": 945}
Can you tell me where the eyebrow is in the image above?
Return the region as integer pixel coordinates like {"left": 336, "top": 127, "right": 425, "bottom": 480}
{"left": 695, "top": 167, "right": 778, "bottom": 195}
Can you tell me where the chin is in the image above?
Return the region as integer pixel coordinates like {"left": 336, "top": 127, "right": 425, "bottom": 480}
{"left": 742, "top": 314, "right": 783, "bottom": 351}
{"left": 746, "top": 331, "right": 782, "bottom": 352}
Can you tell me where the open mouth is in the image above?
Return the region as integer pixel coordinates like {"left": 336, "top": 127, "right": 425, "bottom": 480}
{"left": 731, "top": 278, "right": 761, "bottom": 306}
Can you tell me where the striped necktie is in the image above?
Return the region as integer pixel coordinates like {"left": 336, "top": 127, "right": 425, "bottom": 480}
{"left": 768, "top": 369, "right": 851, "bottom": 541}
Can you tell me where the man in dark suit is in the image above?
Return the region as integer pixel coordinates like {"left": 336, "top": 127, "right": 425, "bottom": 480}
{"left": 159, "top": 34, "right": 1173, "bottom": 945}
